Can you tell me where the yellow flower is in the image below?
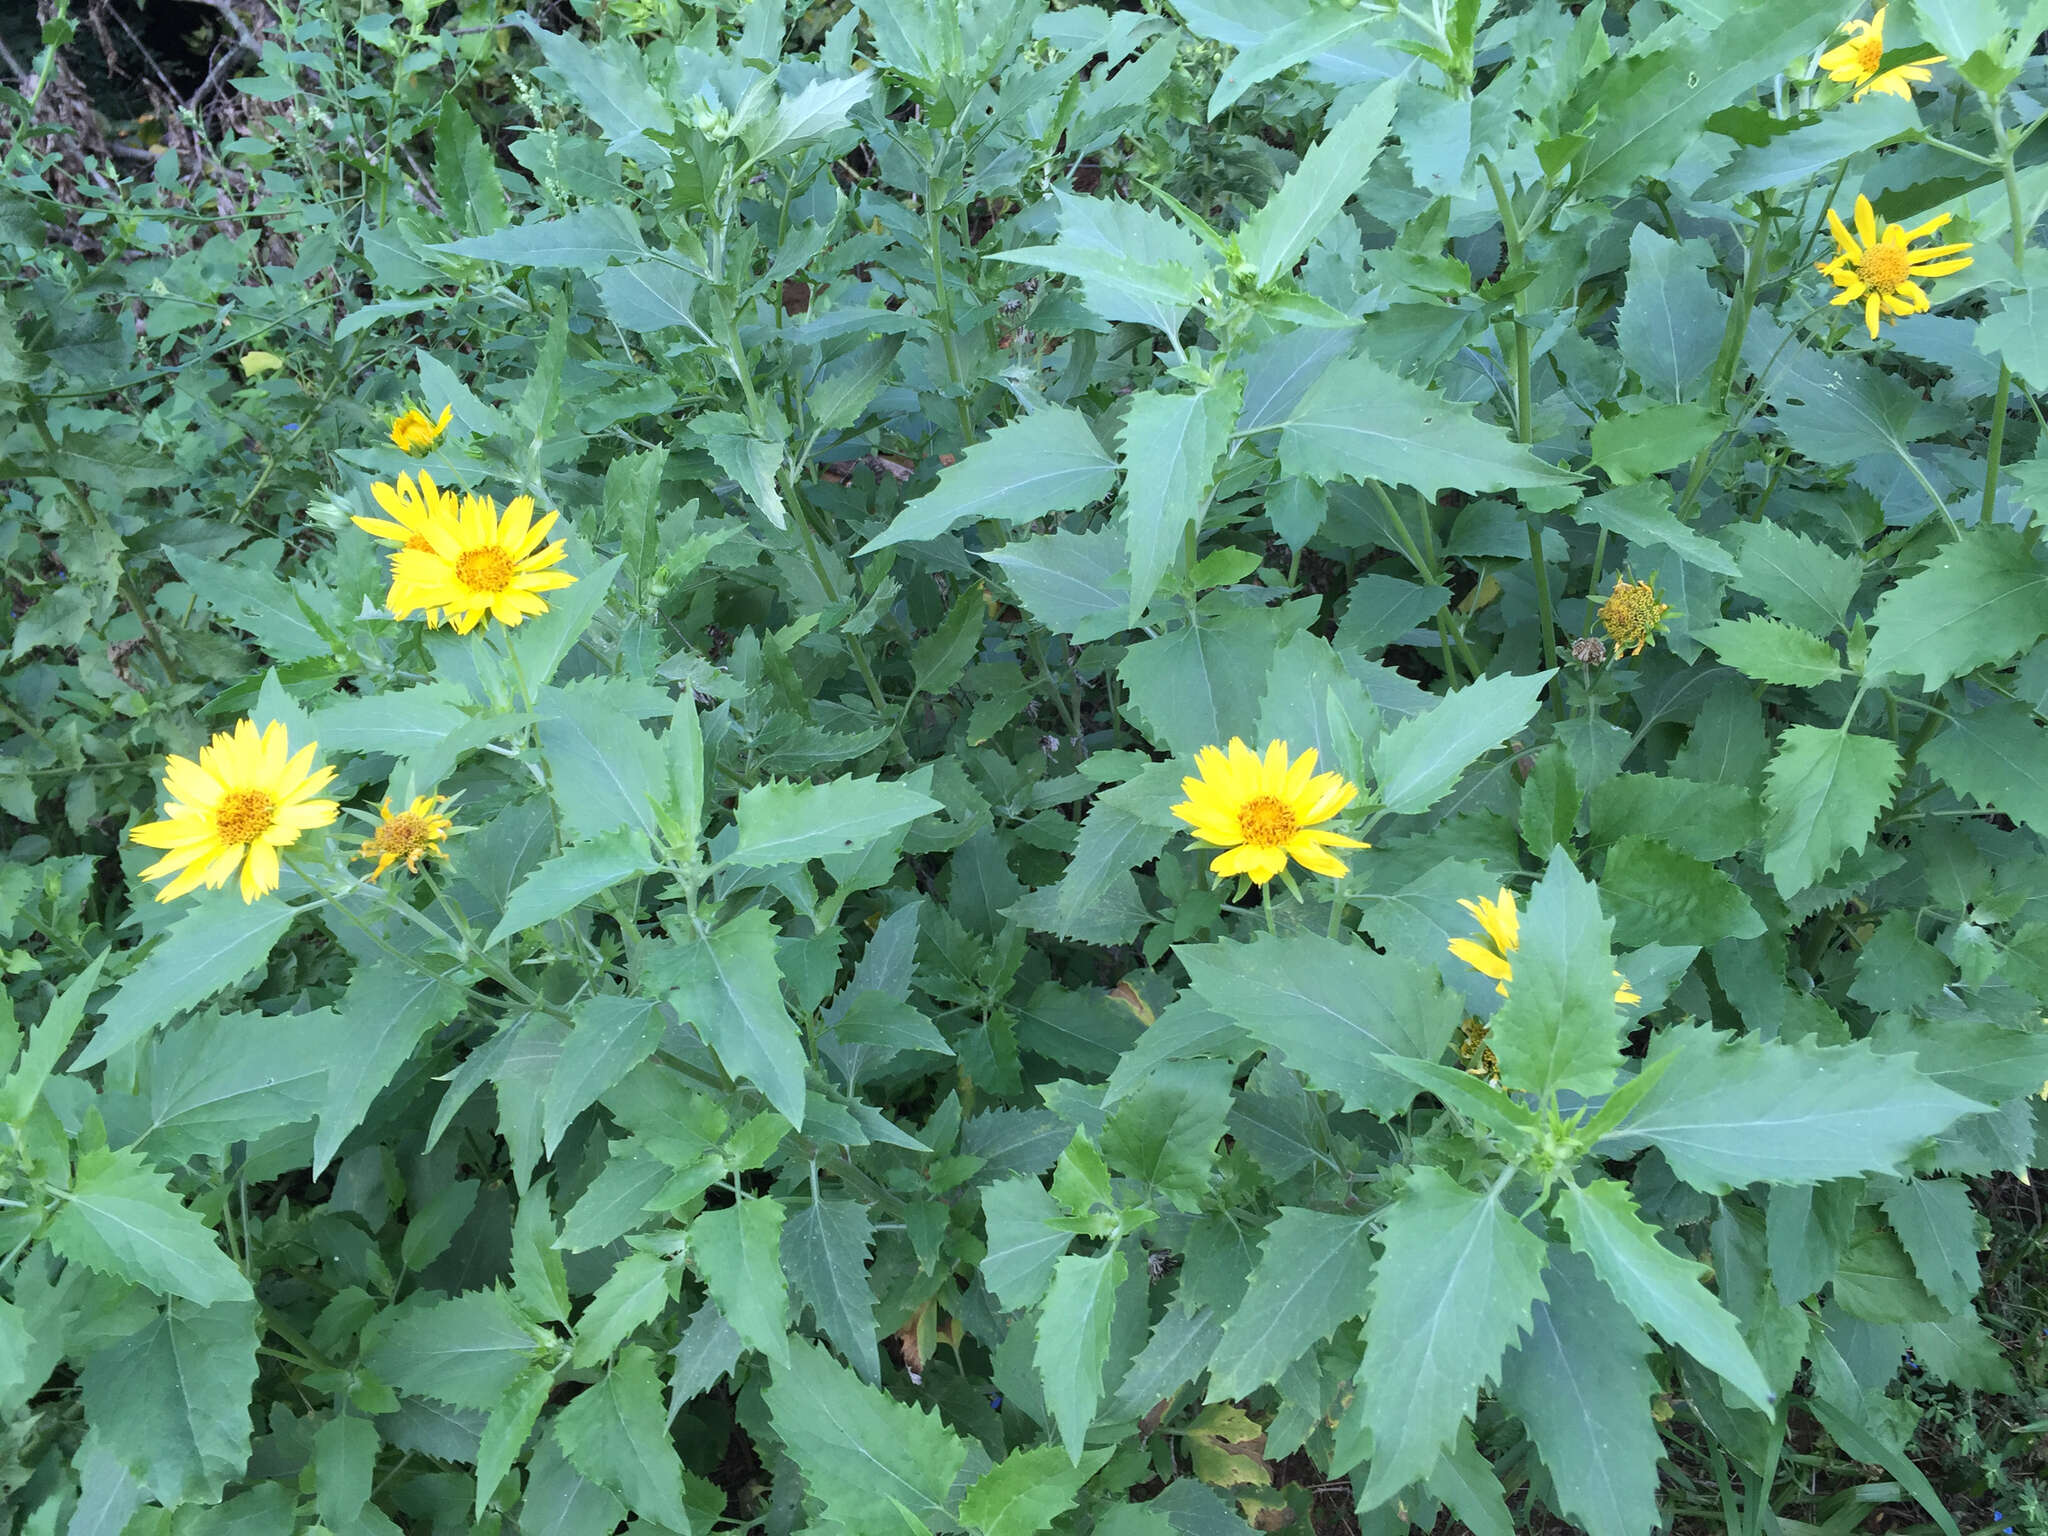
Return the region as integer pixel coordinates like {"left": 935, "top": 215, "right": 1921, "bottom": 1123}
{"left": 1817, "top": 194, "right": 1973, "bottom": 340}
{"left": 386, "top": 488, "right": 576, "bottom": 634}
{"left": 390, "top": 404, "right": 453, "bottom": 454}
{"left": 1171, "top": 738, "right": 1369, "bottom": 885}
{"left": 1817, "top": 8, "right": 1943, "bottom": 101}
{"left": 129, "top": 719, "right": 339, "bottom": 903}
{"left": 353, "top": 471, "right": 456, "bottom": 554}
{"left": 1448, "top": 887, "right": 1642, "bottom": 1008}
{"left": 356, "top": 795, "right": 454, "bottom": 882}
{"left": 1599, "top": 576, "right": 1673, "bottom": 659}
{"left": 240, "top": 350, "right": 285, "bottom": 379}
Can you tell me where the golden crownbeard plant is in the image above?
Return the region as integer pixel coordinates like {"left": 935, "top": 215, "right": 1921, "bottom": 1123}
{"left": 1817, "top": 194, "right": 1974, "bottom": 339}
{"left": 385, "top": 488, "right": 576, "bottom": 633}
{"left": 1171, "top": 738, "right": 1368, "bottom": 884}
{"left": 128, "top": 719, "right": 340, "bottom": 902}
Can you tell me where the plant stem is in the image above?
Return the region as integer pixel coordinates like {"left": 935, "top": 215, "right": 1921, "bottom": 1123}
{"left": 925, "top": 185, "right": 979, "bottom": 448}
{"left": 1982, "top": 108, "right": 2029, "bottom": 524}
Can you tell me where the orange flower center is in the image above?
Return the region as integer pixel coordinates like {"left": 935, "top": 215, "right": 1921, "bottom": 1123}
{"left": 1857, "top": 242, "right": 1909, "bottom": 293}
{"left": 215, "top": 788, "right": 276, "bottom": 845}
{"left": 1236, "top": 795, "right": 1298, "bottom": 848}
{"left": 1855, "top": 34, "right": 1883, "bottom": 72}
{"left": 454, "top": 546, "right": 516, "bottom": 594}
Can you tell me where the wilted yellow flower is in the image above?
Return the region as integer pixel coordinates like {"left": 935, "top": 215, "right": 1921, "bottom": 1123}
{"left": 1817, "top": 194, "right": 1973, "bottom": 339}
{"left": 1448, "top": 887, "right": 1642, "bottom": 1008}
{"left": 1599, "top": 576, "right": 1673, "bottom": 659}
{"left": 1171, "top": 738, "right": 1369, "bottom": 885}
{"left": 240, "top": 350, "right": 286, "bottom": 378}
{"left": 357, "top": 795, "right": 454, "bottom": 882}
{"left": 389, "top": 404, "right": 452, "bottom": 454}
{"left": 130, "top": 719, "right": 339, "bottom": 903}
{"left": 1456, "top": 1016, "right": 1503, "bottom": 1087}
{"left": 386, "top": 488, "right": 576, "bottom": 634}
{"left": 1817, "top": 8, "right": 1943, "bottom": 101}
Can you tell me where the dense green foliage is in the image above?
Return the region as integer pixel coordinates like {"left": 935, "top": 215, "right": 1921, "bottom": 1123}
{"left": 4, "top": 0, "right": 2048, "bottom": 1533}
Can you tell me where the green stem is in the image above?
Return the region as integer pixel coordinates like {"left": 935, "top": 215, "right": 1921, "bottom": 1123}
{"left": 1983, "top": 109, "right": 2030, "bottom": 524}
{"left": 1262, "top": 881, "right": 1276, "bottom": 935}
{"left": 925, "top": 187, "right": 978, "bottom": 447}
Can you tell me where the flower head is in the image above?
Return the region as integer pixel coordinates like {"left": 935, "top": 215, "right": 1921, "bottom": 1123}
{"left": 1817, "top": 194, "right": 1973, "bottom": 339}
{"left": 1817, "top": 8, "right": 1943, "bottom": 101}
{"left": 1171, "top": 738, "right": 1369, "bottom": 885}
{"left": 1599, "top": 576, "right": 1673, "bottom": 659}
{"left": 353, "top": 471, "right": 456, "bottom": 554}
{"left": 1448, "top": 887, "right": 1642, "bottom": 1007}
{"left": 129, "top": 719, "right": 339, "bottom": 903}
{"left": 357, "top": 795, "right": 454, "bottom": 882}
{"left": 386, "top": 488, "right": 576, "bottom": 634}
{"left": 390, "top": 404, "right": 452, "bottom": 455}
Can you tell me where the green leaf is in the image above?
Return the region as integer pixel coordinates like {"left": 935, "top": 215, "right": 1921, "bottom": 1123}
{"left": 743, "top": 71, "right": 874, "bottom": 161}
{"left": 1704, "top": 91, "right": 1920, "bottom": 197}
{"left": 49, "top": 1147, "right": 252, "bottom": 1306}
{"left": 1277, "top": 356, "right": 1574, "bottom": 499}
{"left": 1804, "top": 1394, "right": 1961, "bottom": 1536}
{"left": 858, "top": 408, "right": 1117, "bottom": 553}
{"left": 594, "top": 260, "right": 706, "bottom": 337}
{"left": 1975, "top": 282, "right": 2048, "bottom": 388}
{"left": 762, "top": 1338, "right": 974, "bottom": 1532}
{"left": 650, "top": 909, "right": 808, "bottom": 1127}
{"left": 1602, "top": 835, "right": 1764, "bottom": 949}
{"left": 691, "top": 1197, "right": 790, "bottom": 1367}
{"left": 77, "top": 897, "right": 296, "bottom": 1069}
{"left": 1120, "top": 383, "right": 1239, "bottom": 623}
{"left": 991, "top": 192, "right": 1208, "bottom": 337}
{"left": 1866, "top": 527, "right": 2048, "bottom": 689}
{"left": 1588, "top": 774, "right": 1758, "bottom": 863}
{"left": 733, "top": 773, "right": 944, "bottom": 869}
{"left": 135, "top": 1008, "right": 328, "bottom": 1162}
{"left": 1334, "top": 1168, "right": 1547, "bottom": 1507}
{"left": 960, "top": 1445, "right": 1111, "bottom": 1536}
{"left": 1206, "top": 3, "right": 1374, "bottom": 114}
{"left": 1119, "top": 602, "right": 1309, "bottom": 757}
{"left": 476, "top": 1368, "right": 554, "bottom": 1521}
{"left": 785, "top": 1200, "right": 880, "bottom": 1382}
{"left": 554, "top": 1345, "right": 694, "bottom": 1532}
{"left": 1699, "top": 617, "right": 1843, "bottom": 686}
{"left": 1554, "top": 1178, "right": 1773, "bottom": 1412}
{"left": 1034, "top": 1246, "right": 1127, "bottom": 1462}
{"left": 81, "top": 1300, "right": 258, "bottom": 1505}
{"left": 1099, "top": 1060, "right": 1233, "bottom": 1213}
{"left": 1427, "top": 1427, "right": 1516, "bottom": 1536}
{"left": 1499, "top": 1249, "right": 1662, "bottom": 1536}
{"left": 433, "top": 94, "right": 507, "bottom": 235}
{"left": 1598, "top": 1024, "right": 1984, "bottom": 1192}
{"left": 1370, "top": 670, "right": 1554, "bottom": 815}
{"left": 1586, "top": 405, "right": 1729, "bottom": 487}
{"left": 363, "top": 1289, "right": 545, "bottom": 1410}
{"left": 979, "top": 1176, "right": 1072, "bottom": 1309}
{"left": 984, "top": 528, "right": 1133, "bottom": 645}
{"left": 317, "top": 961, "right": 464, "bottom": 1175}
{"left": 0, "top": 948, "right": 105, "bottom": 1121}
{"left": 542, "top": 995, "right": 664, "bottom": 1156}
{"left": 1205, "top": 1208, "right": 1374, "bottom": 1400}
{"left": 313, "top": 1414, "right": 391, "bottom": 1536}
{"left": 1877, "top": 1177, "right": 1981, "bottom": 1315}
{"left": 1177, "top": 935, "right": 1455, "bottom": 1117}
{"left": 1237, "top": 80, "right": 1399, "bottom": 286}
{"left": 536, "top": 684, "right": 672, "bottom": 847}
{"left": 1834, "top": 1215, "right": 1946, "bottom": 1324}
{"left": 521, "top": 1435, "right": 626, "bottom": 1536}
{"left": 1725, "top": 516, "right": 1863, "bottom": 636}
{"left": 1488, "top": 849, "right": 1628, "bottom": 1099}
{"left": 1574, "top": 0, "right": 1842, "bottom": 198}
{"left": 696, "top": 425, "right": 788, "bottom": 528}
{"left": 1922, "top": 700, "right": 2048, "bottom": 838}
{"left": 571, "top": 1251, "right": 677, "bottom": 1368}
{"left": 1613, "top": 227, "right": 1727, "bottom": 403}
{"left": 1761, "top": 726, "right": 1901, "bottom": 898}
{"left": 432, "top": 206, "right": 645, "bottom": 272}
{"left": 165, "top": 547, "right": 328, "bottom": 661}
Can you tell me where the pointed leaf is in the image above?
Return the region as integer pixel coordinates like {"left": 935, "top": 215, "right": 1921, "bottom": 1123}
{"left": 1205, "top": 1208, "right": 1374, "bottom": 1400}
{"left": 651, "top": 910, "right": 807, "bottom": 1127}
{"left": 554, "top": 1345, "right": 693, "bottom": 1532}
{"left": 785, "top": 1200, "right": 880, "bottom": 1381}
{"left": 690, "top": 1197, "right": 789, "bottom": 1366}
{"left": 1237, "top": 80, "right": 1399, "bottom": 285}
{"left": 1488, "top": 849, "right": 1626, "bottom": 1099}
{"left": 1120, "top": 383, "right": 1238, "bottom": 622}
{"left": 1370, "top": 670, "right": 1554, "bottom": 815}
{"left": 49, "top": 1147, "right": 252, "bottom": 1306}
{"left": 858, "top": 408, "right": 1117, "bottom": 553}
{"left": 1761, "top": 726, "right": 1901, "bottom": 898}
{"left": 1035, "top": 1246, "right": 1127, "bottom": 1462}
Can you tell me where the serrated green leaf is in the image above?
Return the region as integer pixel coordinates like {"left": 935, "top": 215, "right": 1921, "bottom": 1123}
{"left": 1572, "top": 482, "right": 1738, "bottom": 572}
{"left": 960, "top": 1445, "right": 1111, "bottom": 1536}
{"left": 1278, "top": 356, "right": 1574, "bottom": 499}
{"left": 431, "top": 206, "right": 645, "bottom": 271}
{"left": 1205, "top": 1208, "right": 1374, "bottom": 1400}
{"left": 691, "top": 1197, "right": 789, "bottom": 1366}
{"left": 1866, "top": 526, "right": 2048, "bottom": 689}
{"left": 651, "top": 909, "right": 807, "bottom": 1127}
{"left": 1700, "top": 617, "right": 1843, "bottom": 686}
{"left": 1334, "top": 1168, "right": 1547, "bottom": 1507}
{"left": 543, "top": 995, "right": 664, "bottom": 1156}
{"left": 476, "top": 1368, "right": 554, "bottom": 1521}
{"left": 1488, "top": 849, "right": 1628, "bottom": 1099}
{"left": 1922, "top": 700, "right": 2048, "bottom": 839}
{"left": 1119, "top": 603, "right": 1309, "bottom": 757}
{"left": 984, "top": 528, "right": 1133, "bottom": 645}
{"left": 1177, "top": 935, "right": 1453, "bottom": 1117}
{"left": 1555, "top": 1178, "right": 1773, "bottom": 1411}
{"left": 1587, "top": 774, "right": 1758, "bottom": 862}
{"left": 1877, "top": 1176, "right": 1980, "bottom": 1315}
{"left": 317, "top": 961, "right": 463, "bottom": 1175}
{"left": 81, "top": 1300, "right": 258, "bottom": 1506}
{"left": 571, "top": 1251, "right": 676, "bottom": 1369}
{"left": 1598, "top": 1024, "right": 1984, "bottom": 1191}
{"left": 762, "top": 1339, "right": 974, "bottom": 1531}
{"left": 78, "top": 897, "right": 296, "bottom": 1070}
{"left": 1099, "top": 1060, "right": 1232, "bottom": 1213}
{"left": 1120, "top": 383, "right": 1238, "bottom": 623}
{"left": 1602, "top": 835, "right": 1763, "bottom": 949}
{"left": 1725, "top": 520, "right": 1862, "bottom": 635}
{"left": 0, "top": 949, "right": 105, "bottom": 1122}
{"left": 1614, "top": 226, "right": 1727, "bottom": 403}
{"left": 49, "top": 1147, "right": 252, "bottom": 1306}
{"left": 980, "top": 1176, "right": 1072, "bottom": 1309}
{"left": 785, "top": 1200, "right": 879, "bottom": 1382}
{"left": 536, "top": 684, "right": 671, "bottom": 848}
{"left": 732, "top": 774, "right": 943, "bottom": 869}
{"left": 135, "top": 1008, "right": 328, "bottom": 1162}
{"left": 858, "top": 408, "right": 1117, "bottom": 553}
{"left": 1761, "top": 725, "right": 1901, "bottom": 898}
{"left": 1237, "top": 80, "right": 1399, "bottom": 286}
{"left": 489, "top": 831, "right": 657, "bottom": 948}
{"left": 554, "top": 1344, "right": 693, "bottom": 1532}
{"left": 364, "top": 1289, "right": 544, "bottom": 1410}
{"left": 1035, "top": 1246, "right": 1127, "bottom": 1462}
{"left": 1370, "top": 670, "right": 1553, "bottom": 815}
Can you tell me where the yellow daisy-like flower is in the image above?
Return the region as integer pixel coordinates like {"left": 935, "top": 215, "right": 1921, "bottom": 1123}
{"left": 390, "top": 404, "right": 453, "bottom": 455}
{"left": 129, "top": 719, "right": 340, "bottom": 903}
{"left": 1817, "top": 194, "right": 1973, "bottom": 340}
{"left": 1171, "top": 738, "right": 1369, "bottom": 886}
{"left": 353, "top": 471, "right": 456, "bottom": 554}
{"left": 1448, "top": 887, "right": 1642, "bottom": 1008}
{"left": 386, "top": 489, "right": 576, "bottom": 634}
{"left": 1817, "top": 8, "right": 1944, "bottom": 102}
{"left": 1598, "top": 576, "right": 1673, "bottom": 659}
{"left": 356, "top": 795, "right": 454, "bottom": 882}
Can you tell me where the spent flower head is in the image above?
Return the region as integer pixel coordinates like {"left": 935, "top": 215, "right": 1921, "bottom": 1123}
{"left": 1599, "top": 575, "right": 1674, "bottom": 658}
{"left": 1171, "top": 738, "right": 1368, "bottom": 886}
{"left": 357, "top": 795, "right": 455, "bottom": 882}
